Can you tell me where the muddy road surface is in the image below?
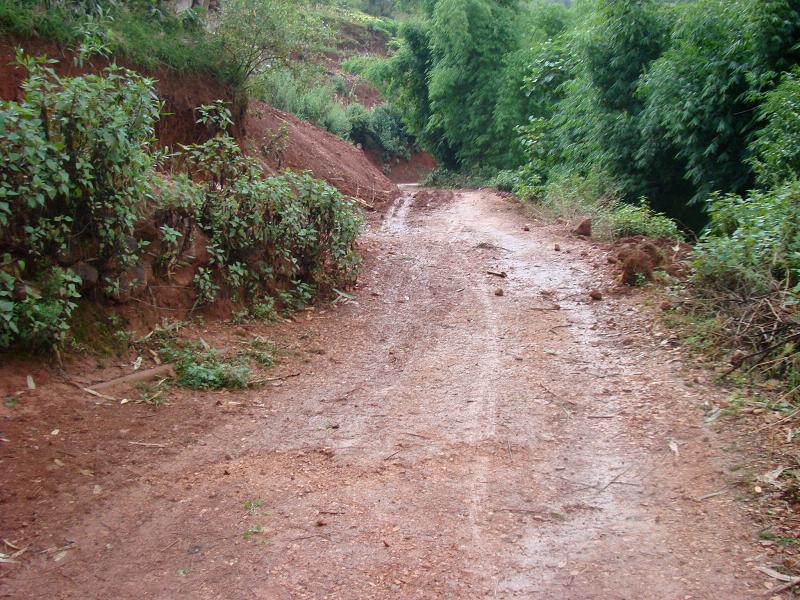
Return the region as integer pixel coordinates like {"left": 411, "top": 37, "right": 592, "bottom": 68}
{"left": 2, "top": 189, "right": 766, "bottom": 599}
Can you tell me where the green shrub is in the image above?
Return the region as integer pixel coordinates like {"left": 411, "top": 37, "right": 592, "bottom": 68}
{"left": 423, "top": 166, "right": 498, "bottom": 188}
{"left": 254, "top": 68, "right": 351, "bottom": 137}
{"left": 529, "top": 172, "right": 683, "bottom": 241}
{"left": 347, "top": 102, "right": 412, "bottom": 159}
{"left": 750, "top": 68, "right": 800, "bottom": 187}
{"left": 0, "top": 262, "right": 81, "bottom": 351}
{"left": 162, "top": 342, "right": 251, "bottom": 390}
{"left": 177, "top": 103, "right": 363, "bottom": 300}
{"left": 693, "top": 182, "right": 800, "bottom": 296}
{"left": 490, "top": 170, "right": 520, "bottom": 192}
{"left": 0, "top": 52, "right": 161, "bottom": 349}
{"left": 607, "top": 200, "right": 683, "bottom": 240}
{"left": 0, "top": 62, "right": 364, "bottom": 352}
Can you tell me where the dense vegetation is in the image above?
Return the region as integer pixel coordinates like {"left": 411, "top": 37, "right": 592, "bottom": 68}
{"left": 0, "top": 52, "right": 361, "bottom": 351}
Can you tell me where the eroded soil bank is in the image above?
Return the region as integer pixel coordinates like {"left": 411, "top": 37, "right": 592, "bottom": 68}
{"left": 1, "top": 189, "right": 770, "bottom": 599}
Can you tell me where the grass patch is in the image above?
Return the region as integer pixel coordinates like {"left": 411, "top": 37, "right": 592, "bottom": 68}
{"left": 0, "top": 0, "right": 233, "bottom": 84}
{"left": 521, "top": 172, "right": 684, "bottom": 241}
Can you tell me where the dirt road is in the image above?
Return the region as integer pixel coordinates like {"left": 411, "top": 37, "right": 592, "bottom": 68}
{"left": 2, "top": 188, "right": 767, "bottom": 599}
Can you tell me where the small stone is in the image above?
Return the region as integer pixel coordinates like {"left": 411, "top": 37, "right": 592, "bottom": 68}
{"left": 573, "top": 218, "right": 592, "bottom": 237}
{"left": 522, "top": 225, "right": 530, "bottom": 232}
{"left": 660, "top": 301, "right": 673, "bottom": 311}
{"left": 554, "top": 244, "right": 561, "bottom": 252}
{"left": 589, "top": 290, "right": 603, "bottom": 301}
{"left": 495, "top": 288, "right": 504, "bottom": 297}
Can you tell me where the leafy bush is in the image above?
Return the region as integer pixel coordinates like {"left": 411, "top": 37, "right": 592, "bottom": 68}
{"left": 423, "top": 166, "right": 498, "bottom": 188}
{"left": 490, "top": 170, "right": 520, "bottom": 192}
{"left": 254, "top": 68, "right": 350, "bottom": 137}
{"left": 175, "top": 103, "right": 363, "bottom": 304}
{"left": 750, "top": 69, "right": 800, "bottom": 187}
{"left": 689, "top": 182, "right": 800, "bottom": 396}
{"left": 528, "top": 172, "right": 682, "bottom": 241}
{"left": 213, "top": 0, "right": 329, "bottom": 86}
{"left": 693, "top": 182, "right": 800, "bottom": 296}
{"left": 0, "top": 262, "right": 81, "bottom": 351}
{"left": 1, "top": 60, "right": 364, "bottom": 352}
{"left": 161, "top": 341, "right": 251, "bottom": 390}
{"left": 347, "top": 102, "right": 413, "bottom": 159}
{"left": 0, "top": 0, "right": 233, "bottom": 82}
{"left": 0, "top": 52, "right": 162, "bottom": 349}
{"left": 607, "top": 201, "right": 683, "bottom": 241}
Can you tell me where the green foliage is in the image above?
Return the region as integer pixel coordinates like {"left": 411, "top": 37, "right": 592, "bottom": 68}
{"left": 639, "top": 0, "right": 800, "bottom": 204}
{"left": 530, "top": 171, "right": 683, "bottom": 241}
{"left": 0, "top": 261, "right": 81, "bottom": 351}
{"left": 0, "top": 0, "right": 232, "bottom": 82}
{"left": 425, "top": 0, "right": 518, "bottom": 167}
{"left": 607, "top": 200, "right": 683, "bottom": 241}
{"left": 0, "top": 59, "right": 364, "bottom": 352}
{"left": 161, "top": 341, "right": 251, "bottom": 390}
{"left": 347, "top": 102, "right": 413, "bottom": 159}
{"left": 693, "top": 182, "right": 800, "bottom": 296}
{"left": 0, "top": 53, "right": 160, "bottom": 269}
{"left": 423, "top": 166, "right": 497, "bottom": 188}
{"left": 213, "top": 0, "right": 329, "bottom": 86}
{"left": 0, "top": 53, "right": 162, "bottom": 349}
{"left": 254, "top": 68, "right": 351, "bottom": 137}
{"left": 176, "top": 104, "right": 363, "bottom": 301}
{"left": 750, "top": 69, "right": 800, "bottom": 187}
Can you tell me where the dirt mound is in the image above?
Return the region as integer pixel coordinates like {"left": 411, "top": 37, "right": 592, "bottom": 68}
{"left": 0, "top": 39, "right": 242, "bottom": 147}
{"left": 609, "top": 236, "right": 692, "bottom": 285}
{"left": 242, "top": 102, "right": 399, "bottom": 206}
{"left": 365, "top": 150, "right": 437, "bottom": 183}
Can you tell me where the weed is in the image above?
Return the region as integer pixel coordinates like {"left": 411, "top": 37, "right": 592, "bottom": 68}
{"left": 252, "top": 299, "right": 278, "bottom": 322}
{"left": 160, "top": 341, "right": 250, "bottom": 390}
{"left": 244, "top": 499, "right": 263, "bottom": 514}
{"left": 135, "top": 378, "right": 171, "bottom": 407}
{"left": 243, "top": 524, "right": 264, "bottom": 541}
{"left": 237, "top": 337, "right": 276, "bottom": 367}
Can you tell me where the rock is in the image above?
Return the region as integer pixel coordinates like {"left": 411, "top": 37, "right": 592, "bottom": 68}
{"left": 589, "top": 289, "right": 603, "bottom": 301}
{"left": 573, "top": 218, "right": 592, "bottom": 237}
{"left": 495, "top": 288, "right": 504, "bottom": 297}
{"left": 617, "top": 248, "right": 654, "bottom": 285}
{"left": 70, "top": 261, "right": 99, "bottom": 290}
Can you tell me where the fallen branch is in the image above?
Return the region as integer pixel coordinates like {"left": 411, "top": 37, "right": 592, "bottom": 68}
{"left": 596, "top": 466, "right": 632, "bottom": 494}
{"left": 694, "top": 489, "right": 727, "bottom": 501}
{"left": 90, "top": 365, "right": 176, "bottom": 392}
{"left": 248, "top": 372, "right": 301, "bottom": 386}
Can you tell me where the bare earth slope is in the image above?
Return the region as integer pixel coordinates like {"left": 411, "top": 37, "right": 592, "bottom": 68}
{"left": 243, "top": 102, "right": 399, "bottom": 205}
{"left": 1, "top": 189, "right": 767, "bottom": 599}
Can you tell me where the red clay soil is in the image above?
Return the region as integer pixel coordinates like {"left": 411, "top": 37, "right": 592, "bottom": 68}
{"left": 365, "top": 150, "right": 437, "bottom": 184}
{"left": 0, "top": 39, "right": 242, "bottom": 147}
{"left": 0, "top": 188, "right": 787, "bottom": 599}
{"left": 243, "top": 101, "right": 399, "bottom": 206}
{"left": 1, "top": 39, "right": 399, "bottom": 205}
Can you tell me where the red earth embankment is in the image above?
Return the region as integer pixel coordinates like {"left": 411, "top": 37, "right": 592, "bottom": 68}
{"left": 243, "top": 101, "right": 398, "bottom": 206}
{"left": 1, "top": 39, "right": 399, "bottom": 205}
